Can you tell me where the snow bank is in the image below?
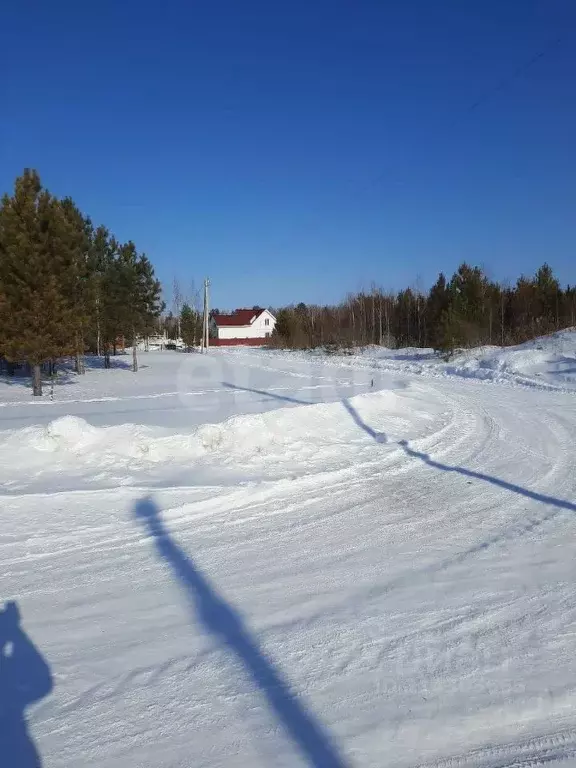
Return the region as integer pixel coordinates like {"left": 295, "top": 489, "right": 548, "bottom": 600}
{"left": 0, "top": 388, "right": 440, "bottom": 493}
{"left": 445, "top": 329, "right": 576, "bottom": 390}
{"left": 248, "top": 329, "right": 576, "bottom": 392}
{"left": 1, "top": 413, "right": 273, "bottom": 466}
{"left": 0, "top": 393, "right": 386, "bottom": 462}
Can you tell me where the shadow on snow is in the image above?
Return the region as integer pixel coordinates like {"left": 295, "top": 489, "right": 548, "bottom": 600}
{"left": 0, "top": 601, "right": 52, "bottom": 767}
{"left": 342, "top": 397, "right": 576, "bottom": 569}
{"left": 397, "top": 439, "right": 576, "bottom": 515}
{"left": 222, "top": 381, "right": 311, "bottom": 406}
{"left": 223, "top": 381, "right": 575, "bottom": 567}
{"left": 133, "top": 496, "right": 349, "bottom": 768}
{"left": 0, "top": 354, "right": 135, "bottom": 391}
{"left": 341, "top": 399, "right": 387, "bottom": 443}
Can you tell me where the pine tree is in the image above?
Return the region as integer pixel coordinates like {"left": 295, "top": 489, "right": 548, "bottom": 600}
{"left": 393, "top": 289, "right": 419, "bottom": 347}
{"left": 0, "top": 170, "right": 78, "bottom": 395}
{"left": 99, "top": 238, "right": 129, "bottom": 361}
{"left": 426, "top": 273, "right": 450, "bottom": 349}
{"left": 436, "top": 306, "right": 461, "bottom": 358}
{"left": 447, "top": 263, "right": 492, "bottom": 347}
{"left": 58, "top": 197, "right": 93, "bottom": 374}
{"left": 180, "top": 303, "right": 198, "bottom": 349}
{"left": 534, "top": 263, "right": 560, "bottom": 333}
{"left": 512, "top": 276, "right": 537, "bottom": 342}
{"left": 113, "top": 242, "right": 163, "bottom": 372}
{"left": 87, "top": 225, "right": 117, "bottom": 360}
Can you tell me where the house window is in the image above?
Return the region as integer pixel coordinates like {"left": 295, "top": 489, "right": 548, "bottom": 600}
{"left": 265, "top": 332, "right": 271, "bottom": 338}
{"left": 264, "top": 318, "right": 270, "bottom": 326}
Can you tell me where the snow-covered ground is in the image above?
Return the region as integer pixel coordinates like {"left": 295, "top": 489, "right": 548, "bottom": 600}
{"left": 2, "top": 332, "right": 576, "bottom": 767}
{"left": 260, "top": 328, "right": 576, "bottom": 393}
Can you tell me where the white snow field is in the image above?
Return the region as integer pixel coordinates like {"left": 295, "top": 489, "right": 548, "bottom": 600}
{"left": 1, "top": 331, "right": 576, "bottom": 768}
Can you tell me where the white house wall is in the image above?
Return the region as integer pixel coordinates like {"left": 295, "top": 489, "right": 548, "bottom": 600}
{"left": 251, "top": 310, "right": 275, "bottom": 335}
{"left": 215, "top": 310, "right": 276, "bottom": 339}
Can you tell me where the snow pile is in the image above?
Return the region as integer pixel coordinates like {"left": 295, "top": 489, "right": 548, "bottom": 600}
{"left": 446, "top": 329, "right": 576, "bottom": 390}
{"left": 0, "top": 389, "right": 440, "bottom": 492}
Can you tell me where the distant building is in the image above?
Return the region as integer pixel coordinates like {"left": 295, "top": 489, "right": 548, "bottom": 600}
{"left": 136, "top": 333, "right": 184, "bottom": 351}
{"left": 210, "top": 308, "right": 276, "bottom": 346}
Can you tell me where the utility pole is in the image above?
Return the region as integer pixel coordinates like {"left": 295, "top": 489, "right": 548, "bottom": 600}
{"left": 96, "top": 294, "right": 101, "bottom": 357}
{"left": 202, "top": 278, "right": 210, "bottom": 353}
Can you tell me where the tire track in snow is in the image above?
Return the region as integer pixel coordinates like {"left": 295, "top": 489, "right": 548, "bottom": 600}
{"left": 0, "top": 381, "right": 357, "bottom": 409}
{"left": 418, "top": 728, "right": 576, "bottom": 768}
{"left": 4, "top": 353, "right": 576, "bottom": 768}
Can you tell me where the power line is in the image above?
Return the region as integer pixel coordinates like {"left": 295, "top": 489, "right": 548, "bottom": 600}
{"left": 371, "top": 35, "right": 563, "bottom": 187}
{"left": 467, "top": 36, "right": 562, "bottom": 114}
{"left": 271, "top": 33, "right": 565, "bottom": 258}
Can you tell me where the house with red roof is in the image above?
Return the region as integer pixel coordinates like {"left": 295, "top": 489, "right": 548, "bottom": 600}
{"left": 209, "top": 307, "right": 276, "bottom": 346}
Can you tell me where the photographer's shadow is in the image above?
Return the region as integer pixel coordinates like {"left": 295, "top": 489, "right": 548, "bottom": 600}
{"left": 1, "top": 602, "right": 52, "bottom": 767}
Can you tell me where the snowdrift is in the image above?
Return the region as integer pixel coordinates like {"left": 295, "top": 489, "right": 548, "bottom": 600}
{"left": 0, "top": 388, "right": 440, "bottom": 493}
{"left": 445, "top": 329, "right": 576, "bottom": 390}
{"left": 255, "top": 328, "right": 576, "bottom": 392}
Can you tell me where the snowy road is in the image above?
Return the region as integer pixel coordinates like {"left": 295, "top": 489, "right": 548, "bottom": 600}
{"left": 2, "top": 343, "right": 576, "bottom": 767}
{"left": 0, "top": 352, "right": 384, "bottom": 430}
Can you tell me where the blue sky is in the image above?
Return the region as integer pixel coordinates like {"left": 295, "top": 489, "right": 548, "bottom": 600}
{"left": 1, "top": 1, "right": 575, "bottom": 311}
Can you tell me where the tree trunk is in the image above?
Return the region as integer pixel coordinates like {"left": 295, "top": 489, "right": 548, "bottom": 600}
{"left": 555, "top": 293, "right": 559, "bottom": 330}
{"left": 96, "top": 292, "right": 101, "bottom": 357}
{"left": 406, "top": 295, "right": 411, "bottom": 344}
{"left": 74, "top": 332, "right": 85, "bottom": 374}
{"left": 132, "top": 334, "right": 138, "bottom": 373}
{"left": 104, "top": 349, "right": 111, "bottom": 369}
{"left": 32, "top": 364, "right": 42, "bottom": 397}
{"left": 49, "top": 360, "right": 56, "bottom": 400}
{"left": 349, "top": 300, "right": 355, "bottom": 346}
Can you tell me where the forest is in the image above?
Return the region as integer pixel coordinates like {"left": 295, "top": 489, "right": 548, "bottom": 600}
{"left": 269, "top": 265, "right": 575, "bottom": 353}
{"left": 0, "top": 170, "right": 163, "bottom": 395}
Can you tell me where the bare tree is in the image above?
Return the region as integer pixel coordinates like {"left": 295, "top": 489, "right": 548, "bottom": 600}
{"left": 370, "top": 283, "right": 377, "bottom": 345}
{"left": 384, "top": 293, "right": 393, "bottom": 347}
{"left": 189, "top": 279, "right": 203, "bottom": 349}
{"left": 500, "top": 280, "right": 510, "bottom": 346}
{"left": 348, "top": 294, "right": 356, "bottom": 345}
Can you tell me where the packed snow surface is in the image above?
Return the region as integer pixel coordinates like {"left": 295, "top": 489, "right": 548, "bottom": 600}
{"left": 1, "top": 331, "right": 576, "bottom": 767}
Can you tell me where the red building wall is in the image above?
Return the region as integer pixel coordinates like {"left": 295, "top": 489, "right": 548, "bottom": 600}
{"left": 210, "top": 337, "right": 270, "bottom": 347}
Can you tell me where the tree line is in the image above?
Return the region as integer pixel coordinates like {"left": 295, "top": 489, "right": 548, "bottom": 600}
{"left": 0, "top": 170, "right": 163, "bottom": 395}
{"left": 2, "top": 170, "right": 573, "bottom": 396}
{"left": 272, "top": 262, "right": 576, "bottom": 354}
